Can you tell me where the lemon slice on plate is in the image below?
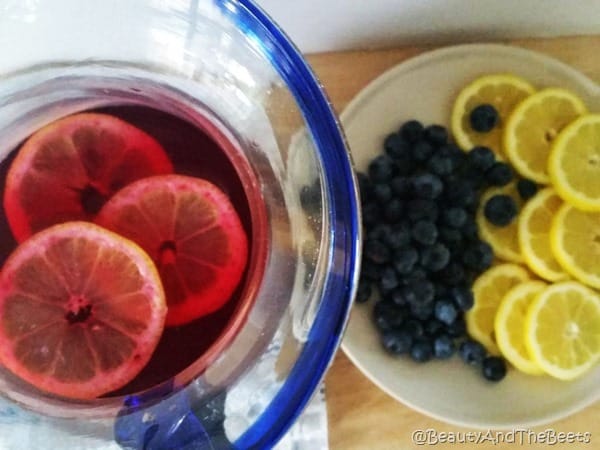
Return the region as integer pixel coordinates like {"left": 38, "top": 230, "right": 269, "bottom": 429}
{"left": 525, "top": 281, "right": 600, "bottom": 380}
{"left": 549, "top": 114, "right": 600, "bottom": 211}
{"left": 518, "top": 188, "right": 568, "bottom": 282}
{"left": 466, "top": 263, "right": 531, "bottom": 354}
{"left": 476, "top": 182, "right": 524, "bottom": 263}
{"left": 504, "top": 88, "right": 587, "bottom": 184}
{"left": 494, "top": 281, "right": 546, "bottom": 375}
{"left": 451, "top": 73, "right": 535, "bottom": 159}
{"left": 550, "top": 203, "right": 600, "bottom": 289}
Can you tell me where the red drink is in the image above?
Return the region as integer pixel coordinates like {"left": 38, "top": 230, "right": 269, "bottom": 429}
{"left": 0, "top": 105, "right": 264, "bottom": 397}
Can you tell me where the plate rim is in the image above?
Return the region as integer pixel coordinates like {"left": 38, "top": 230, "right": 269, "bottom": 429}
{"left": 340, "top": 42, "right": 600, "bottom": 429}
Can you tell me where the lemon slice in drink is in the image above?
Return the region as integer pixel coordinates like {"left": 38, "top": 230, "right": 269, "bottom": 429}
{"left": 518, "top": 188, "right": 568, "bottom": 282}
{"left": 451, "top": 73, "right": 535, "bottom": 159}
{"left": 0, "top": 222, "right": 167, "bottom": 399}
{"left": 525, "top": 281, "right": 600, "bottom": 380}
{"left": 466, "top": 263, "right": 531, "bottom": 354}
{"left": 549, "top": 114, "right": 600, "bottom": 211}
{"left": 476, "top": 182, "right": 523, "bottom": 263}
{"left": 504, "top": 88, "right": 587, "bottom": 184}
{"left": 550, "top": 203, "right": 600, "bottom": 289}
{"left": 494, "top": 281, "right": 546, "bottom": 375}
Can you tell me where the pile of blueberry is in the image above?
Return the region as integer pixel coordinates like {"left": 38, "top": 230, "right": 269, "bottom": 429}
{"left": 356, "top": 119, "right": 527, "bottom": 382}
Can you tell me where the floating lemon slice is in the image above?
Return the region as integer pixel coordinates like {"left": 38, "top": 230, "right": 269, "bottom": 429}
{"left": 525, "top": 281, "right": 600, "bottom": 380}
{"left": 0, "top": 222, "right": 167, "bottom": 399}
{"left": 550, "top": 203, "right": 600, "bottom": 289}
{"left": 549, "top": 114, "right": 600, "bottom": 211}
{"left": 504, "top": 88, "right": 587, "bottom": 184}
{"left": 466, "top": 263, "right": 531, "bottom": 354}
{"left": 518, "top": 188, "right": 568, "bottom": 282}
{"left": 495, "top": 281, "right": 546, "bottom": 375}
{"left": 476, "top": 182, "right": 524, "bottom": 263}
{"left": 451, "top": 73, "right": 535, "bottom": 159}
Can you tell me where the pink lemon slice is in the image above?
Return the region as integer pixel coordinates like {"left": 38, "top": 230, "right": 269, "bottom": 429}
{"left": 0, "top": 222, "right": 167, "bottom": 399}
{"left": 4, "top": 113, "right": 173, "bottom": 242}
{"left": 96, "top": 174, "right": 248, "bottom": 326}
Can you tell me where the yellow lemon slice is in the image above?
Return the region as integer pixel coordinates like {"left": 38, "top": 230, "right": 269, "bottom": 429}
{"left": 451, "top": 73, "right": 535, "bottom": 159}
{"left": 504, "top": 88, "right": 587, "bottom": 184}
{"left": 494, "top": 281, "right": 546, "bottom": 375}
{"left": 550, "top": 203, "right": 600, "bottom": 289}
{"left": 525, "top": 281, "right": 600, "bottom": 380}
{"left": 549, "top": 114, "right": 600, "bottom": 211}
{"left": 518, "top": 187, "right": 569, "bottom": 282}
{"left": 466, "top": 263, "right": 531, "bottom": 354}
{"left": 476, "top": 182, "right": 523, "bottom": 263}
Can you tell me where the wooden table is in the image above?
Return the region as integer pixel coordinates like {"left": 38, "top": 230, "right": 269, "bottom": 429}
{"left": 308, "top": 35, "right": 600, "bottom": 450}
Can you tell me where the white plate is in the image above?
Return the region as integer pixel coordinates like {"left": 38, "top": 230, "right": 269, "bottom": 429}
{"left": 340, "top": 43, "right": 600, "bottom": 429}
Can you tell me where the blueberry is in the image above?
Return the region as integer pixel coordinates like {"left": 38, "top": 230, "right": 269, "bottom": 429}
{"left": 368, "top": 223, "right": 392, "bottom": 241}
{"left": 372, "top": 183, "right": 393, "bottom": 204}
{"left": 463, "top": 240, "right": 494, "bottom": 272}
{"left": 425, "top": 318, "right": 445, "bottom": 336}
{"left": 384, "top": 133, "right": 411, "bottom": 160}
{"left": 412, "top": 173, "right": 443, "bottom": 199}
{"left": 486, "top": 162, "right": 513, "bottom": 186}
{"left": 403, "top": 319, "right": 425, "bottom": 339}
{"left": 442, "top": 208, "right": 468, "bottom": 228}
{"left": 368, "top": 155, "right": 395, "bottom": 183}
{"left": 382, "top": 329, "right": 413, "bottom": 355}
{"left": 462, "top": 166, "right": 487, "bottom": 191}
{"left": 440, "top": 142, "right": 464, "bottom": 158}
{"left": 433, "top": 334, "right": 456, "bottom": 359}
{"left": 356, "top": 172, "right": 373, "bottom": 203}
{"left": 410, "top": 301, "right": 434, "bottom": 320}
{"left": 469, "top": 104, "right": 499, "bottom": 132}
{"left": 459, "top": 339, "right": 487, "bottom": 366}
{"left": 484, "top": 194, "right": 518, "bottom": 227}
{"left": 482, "top": 356, "right": 507, "bottom": 381}
{"left": 355, "top": 280, "right": 372, "bottom": 303}
{"left": 407, "top": 199, "right": 439, "bottom": 222}
{"left": 461, "top": 219, "right": 479, "bottom": 241}
{"left": 383, "top": 198, "right": 404, "bottom": 223}
{"left": 389, "top": 288, "right": 407, "bottom": 306}
{"left": 410, "top": 279, "right": 436, "bottom": 304}
{"left": 373, "top": 301, "right": 406, "bottom": 331}
{"left": 362, "top": 203, "right": 381, "bottom": 227}
{"left": 410, "top": 338, "right": 434, "bottom": 362}
{"left": 411, "top": 220, "right": 438, "bottom": 246}
{"left": 440, "top": 144, "right": 466, "bottom": 168}
{"left": 446, "top": 316, "right": 467, "bottom": 338}
{"left": 445, "top": 181, "right": 476, "bottom": 208}
{"left": 434, "top": 299, "right": 458, "bottom": 325}
{"left": 427, "top": 153, "right": 454, "bottom": 176}
{"left": 360, "top": 259, "right": 381, "bottom": 281}
{"left": 394, "top": 155, "right": 417, "bottom": 176}
{"left": 467, "top": 146, "right": 496, "bottom": 171}
{"left": 390, "top": 176, "right": 411, "bottom": 197}
{"left": 420, "top": 243, "right": 451, "bottom": 272}
{"left": 423, "top": 124, "right": 449, "bottom": 146}
{"left": 393, "top": 246, "right": 419, "bottom": 274}
{"left": 400, "top": 120, "right": 424, "bottom": 143}
{"left": 450, "top": 285, "right": 475, "bottom": 311}
{"left": 436, "top": 262, "right": 466, "bottom": 286}
{"left": 411, "top": 140, "right": 435, "bottom": 162}
{"left": 386, "top": 222, "right": 411, "bottom": 249}
{"left": 438, "top": 226, "right": 462, "bottom": 245}
{"left": 379, "top": 266, "right": 400, "bottom": 291}
{"left": 364, "top": 239, "right": 391, "bottom": 264}
{"left": 517, "top": 178, "right": 538, "bottom": 201}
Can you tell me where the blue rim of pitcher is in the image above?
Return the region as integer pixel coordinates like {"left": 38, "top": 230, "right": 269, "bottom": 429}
{"left": 219, "top": 0, "right": 361, "bottom": 448}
